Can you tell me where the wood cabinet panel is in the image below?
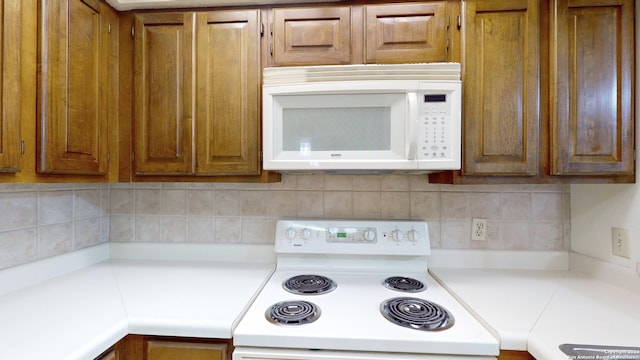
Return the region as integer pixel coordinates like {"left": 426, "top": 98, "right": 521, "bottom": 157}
{"left": 195, "top": 10, "right": 260, "bottom": 175}
{"left": 462, "top": 0, "right": 540, "bottom": 176}
{"left": 272, "top": 7, "right": 351, "bottom": 65}
{"left": 133, "top": 12, "right": 195, "bottom": 175}
{"left": 0, "top": 0, "right": 22, "bottom": 173}
{"left": 364, "top": 2, "right": 447, "bottom": 63}
{"left": 95, "top": 348, "right": 117, "bottom": 360}
{"left": 147, "top": 340, "right": 228, "bottom": 360}
{"left": 113, "top": 335, "right": 232, "bottom": 360}
{"left": 38, "top": 0, "right": 110, "bottom": 175}
{"left": 550, "top": 0, "right": 634, "bottom": 176}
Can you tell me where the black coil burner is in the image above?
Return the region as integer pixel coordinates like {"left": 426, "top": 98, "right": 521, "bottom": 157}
{"left": 380, "top": 297, "right": 455, "bottom": 331}
{"left": 265, "top": 300, "right": 321, "bottom": 326}
{"left": 283, "top": 274, "right": 337, "bottom": 295}
{"left": 383, "top": 276, "right": 426, "bottom": 292}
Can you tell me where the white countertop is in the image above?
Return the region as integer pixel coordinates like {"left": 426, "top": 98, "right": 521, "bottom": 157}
{"left": 430, "top": 253, "right": 640, "bottom": 359}
{"left": 0, "top": 243, "right": 275, "bottom": 360}
{"left": 3, "top": 245, "right": 640, "bottom": 360}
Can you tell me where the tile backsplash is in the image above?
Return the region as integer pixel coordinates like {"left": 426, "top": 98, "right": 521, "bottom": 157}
{"left": 0, "top": 183, "right": 109, "bottom": 270}
{"left": 111, "top": 175, "right": 570, "bottom": 251}
{"left": 0, "top": 175, "right": 570, "bottom": 270}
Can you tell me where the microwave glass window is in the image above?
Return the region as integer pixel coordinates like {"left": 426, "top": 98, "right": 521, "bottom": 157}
{"left": 282, "top": 107, "right": 391, "bottom": 151}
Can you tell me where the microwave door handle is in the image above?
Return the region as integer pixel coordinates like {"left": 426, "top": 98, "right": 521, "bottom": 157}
{"left": 407, "top": 92, "right": 418, "bottom": 160}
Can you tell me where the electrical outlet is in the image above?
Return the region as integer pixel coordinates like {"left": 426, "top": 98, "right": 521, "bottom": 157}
{"left": 611, "top": 227, "right": 631, "bottom": 259}
{"left": 471, "top": 218, "right": 487, "bottom": 241}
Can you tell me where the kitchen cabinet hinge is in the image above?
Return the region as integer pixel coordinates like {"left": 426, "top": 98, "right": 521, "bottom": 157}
{"left": 270, "top": 44, "right": 273, "bottom": 57}
{"left": 457, "top": 15, "right": 462, "bottom": 30}
{"left": 107, "top": 152, "right": 110, "bottom": 161}
{"left": 131, "top": 26, "right": 135, "bottom": 38}
{"left": 20, "top": 140, "right": 24, "bottom": 155}
{"left": 270, "top": 23, "right": 273, "bottom": 36}
{"left": 260, "top": 22, "right": 264, "bottom": 37}
{"left": 108, "top": 22, "right": 111, "bottom": 33}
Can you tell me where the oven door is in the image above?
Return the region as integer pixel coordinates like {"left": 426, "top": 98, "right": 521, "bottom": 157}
{"left": 233, "top": 347, "right": 498, "bottom": 360}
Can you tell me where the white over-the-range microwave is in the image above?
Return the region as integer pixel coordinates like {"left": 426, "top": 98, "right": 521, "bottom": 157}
{"left": 262, "top": 63, "right": 461, "bottom": 174}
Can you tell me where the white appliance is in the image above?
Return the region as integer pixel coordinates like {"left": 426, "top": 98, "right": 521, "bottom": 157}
{"left": 233, "top": 219, "right": 499, "bottom": 360}
{"left": 262, "top": 63, "right": 461, "bottom": 174}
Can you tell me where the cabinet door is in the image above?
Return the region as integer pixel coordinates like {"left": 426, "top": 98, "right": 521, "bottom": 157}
{"left": 147, "top": 340, "right": 228, "bottom": 360}
{"left": 0, "top": 1, "right": 22, "bottom": 173}
{"left": 133, "top": 12, "right": 195, "bottom": 175}
{"left": 38, "top": 0, "right": 109, "bottom": 174}
{"left": 462, "top": 0, "right": 540, "bottom": 176}
{"left": 364, "top": 2, "right": 447, "bottom": 64}
{"left": 195, "top": 10, "right": 260, "bottom": 175}
{"left": 272, "top": 7, "right": 351, "bottom": 65}
{"left": 550, "top": 0, "right": 634, "bottom": 176}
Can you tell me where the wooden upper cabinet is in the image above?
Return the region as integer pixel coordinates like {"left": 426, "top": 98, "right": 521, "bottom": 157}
{"left": 195, "top": 10, "right": 260, "bottom": 175}
{"left": 0, "top": 1, "right": 22, "bottom": 173}
{"left": 462, "top": 0, "right": 540, "bottom": 176}
{"left": 38, "top": 0, "right": 110, "bottom": 175}
{"left": 550, "top": 0, "right": 634, "bottom": 176}
{"left": 364, "top": 2, "right": 448, "bottom": 64}
{"left": 133, "top": 12, "right": 195, "bottom": 175}
{"left": 271, "top": 7, "right": 351, "bottom": 66}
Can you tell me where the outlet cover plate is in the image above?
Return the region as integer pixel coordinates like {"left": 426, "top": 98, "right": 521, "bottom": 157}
{"left": 471, "top": 218, "right": 487, "bottom": 241}
{"left": 611, "top": 227, "right": 631, "bottom": 259}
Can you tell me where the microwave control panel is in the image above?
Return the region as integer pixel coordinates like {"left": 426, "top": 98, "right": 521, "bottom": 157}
{"left": 417, "top": 93, "right": 453, "bottom": 160}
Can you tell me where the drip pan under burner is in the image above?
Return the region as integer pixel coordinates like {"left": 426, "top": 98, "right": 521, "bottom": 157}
{"left": 380, "top": 297, "right": 455, "bottom": 331}
{"left": 266, "top": 300, "right": 321, "bottom": 326}
{"left": 283, "top": 274, "right": 337, "bottom": 295}
{"left": 383, "top": 276, "right": 426, "bottom": 292}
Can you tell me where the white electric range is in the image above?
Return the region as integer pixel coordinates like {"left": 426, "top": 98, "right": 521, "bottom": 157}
{"left": 233, "top": 219, "right": 499, "bottom": 360}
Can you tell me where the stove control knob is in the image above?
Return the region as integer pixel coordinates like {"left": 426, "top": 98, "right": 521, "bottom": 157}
{"left": 390, "top": 229, "right": 404, "bottom": 243}
{"left": 363, "top": 229, "right": 376, "bottom": 242}
{"left": 301, "top": 228, "right": 312, "bottom": 241}
{"left": 285, "top": 228, "right": 297, "bottom": 241}
{"left": 407, "top": 229, "right": 420, "bottom": 243}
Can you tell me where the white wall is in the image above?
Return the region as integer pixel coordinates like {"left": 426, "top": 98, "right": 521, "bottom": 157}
{"left": 569, "top": 2, "right": 640, "bottom": 284}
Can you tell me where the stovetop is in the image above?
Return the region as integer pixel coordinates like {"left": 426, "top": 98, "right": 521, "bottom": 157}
{"left": 232, "top": 220, "right": 499, "bottom": 356}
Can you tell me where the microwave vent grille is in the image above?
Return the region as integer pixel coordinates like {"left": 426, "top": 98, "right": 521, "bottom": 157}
{"left": 263, "top": 63, "right": 461, "bottom": 86}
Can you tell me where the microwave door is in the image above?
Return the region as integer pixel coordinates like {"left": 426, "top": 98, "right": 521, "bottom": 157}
{"left": 265, "top": 93, "right": 413, "bottom": 171}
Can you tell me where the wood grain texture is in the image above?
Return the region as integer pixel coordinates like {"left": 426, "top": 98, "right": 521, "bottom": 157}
{"left": 498, "top": 350, "right": 537, "bottom": 360}
{"left": 364, "top": 2, "right": 447, "bottom": 63}
{"left": 462, "top": 0, "right": 540, "bottom": 176}
{"left": 550, "top": 0, "right": 634, "bottom": 175}
{"left": 112, "top": 335, "right": 232, "bottom": 360}
{"left": 195, "top": 10, "right": 261, "bottom": 175}
{"left": 272, "top": 6, "right": 351, "bottom": 65}
{"left": 0, "top": 0, "right": 22, "bottom": 173}
{"left": 37, "top": 0, "right": 110, "bottom": 175}
{"left": 133, "top": 12, "right": 195, "bottom": 175}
